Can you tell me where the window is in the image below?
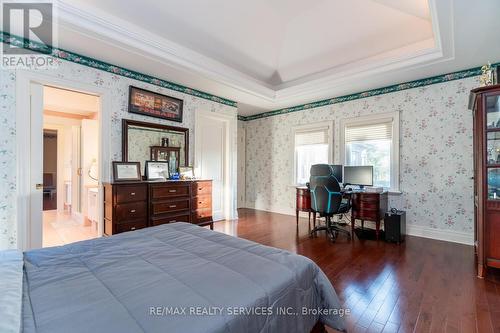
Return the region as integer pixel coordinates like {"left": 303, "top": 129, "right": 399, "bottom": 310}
{"left": 294, "top": 123, "right": 333, "bottom": 185}
{"left": 341, "top": 113, "right": 399, "bottom": 191}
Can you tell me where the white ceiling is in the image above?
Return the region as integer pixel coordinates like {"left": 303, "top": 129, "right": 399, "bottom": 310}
{"left": 48, "top": 0, "right": 500, "bottom": 115}
{"left": 44, "top": 86, "right": 99, "bottom": 116}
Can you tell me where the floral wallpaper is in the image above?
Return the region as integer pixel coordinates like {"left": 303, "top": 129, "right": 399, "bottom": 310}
{"left": 0, "top": 56, "right": 237, "bottom": 249}
{"left": 243, "top": 76, "right": 479, "bottom": 237}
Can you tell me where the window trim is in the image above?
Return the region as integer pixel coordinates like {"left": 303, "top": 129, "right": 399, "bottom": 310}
{"left": 292, "top": 121, "right": 334, "bottom": 186}
{"left": 340, "top": 112, "right": 400, "bottom": 192}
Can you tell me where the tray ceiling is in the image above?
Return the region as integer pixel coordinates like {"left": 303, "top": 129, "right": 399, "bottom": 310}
{"left": 27, "top": 0, "right": 500, "bottom": 115}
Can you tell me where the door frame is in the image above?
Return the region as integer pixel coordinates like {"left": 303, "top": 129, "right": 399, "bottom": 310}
{"left": 15, "top": 70, "right": 111, "bottom": 250}
{"left": 194, "top": 109, "right": 238, "bottom": 221}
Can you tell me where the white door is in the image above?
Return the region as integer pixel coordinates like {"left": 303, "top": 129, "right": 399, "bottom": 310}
{"left": 30, "top": 83, "right": 44, "bottom": 249}
{"left": 81, "top": 119, "right": 99, "bottom": 216}
{"left": 71, "top": 125, "right": 82, "bottom": 217}
{"left": 196, "top": 115, "right": 226, "bottom": 220}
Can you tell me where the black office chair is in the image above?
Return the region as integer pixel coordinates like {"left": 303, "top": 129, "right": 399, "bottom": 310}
{"left": 309, "top": 164, "right": 351, "bottom": 241}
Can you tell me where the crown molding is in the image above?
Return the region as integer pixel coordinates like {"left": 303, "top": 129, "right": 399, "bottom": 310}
{"left": 56, "top": 0, "right": 277, "bottom": 101}
{"left": 0, "top": 31, "right": 238, "bottom": 108}
{"left": 238, "top": 63, "right": 496, "bottom": 121}
{"left": 53, "top": 0, "right": 454, "bottom": 112}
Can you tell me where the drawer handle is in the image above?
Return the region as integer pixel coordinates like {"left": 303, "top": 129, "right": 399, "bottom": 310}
{"left": 198, "top": 201, "right": 203, "bottom": 204}
{"left": 198, "top": 188, "right": 203, "bottom": 191}
{"left": 169, "top": 205, "right": 177, "bottom": 208}
{"left": 130, "top": 192, "right": 136, "bottom": 196}
{"left": 169, "top": 189, "right": 177, "bottom": 193}
{"left": 130, "top": 227, "right": 136, "bottom": 231}
{"left": 130, "top": 209, "right": 136, "bottom": 213}
{"left": 170, "top": 220, "right": 177, "bottom": 223}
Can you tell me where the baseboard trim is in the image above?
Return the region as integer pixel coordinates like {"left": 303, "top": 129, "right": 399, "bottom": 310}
{"left": 406, "top": 224, "right": 473, "bottom": 246}
{"left": 243, "top": 202, "right": 474, "bottom": 246}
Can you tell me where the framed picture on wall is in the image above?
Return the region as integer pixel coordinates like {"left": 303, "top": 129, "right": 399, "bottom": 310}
{"left": 128, "top": 86, "right": 183, "bottom": 122}
{"left": 112, "top": 161, "right": 141, "bottom": 182}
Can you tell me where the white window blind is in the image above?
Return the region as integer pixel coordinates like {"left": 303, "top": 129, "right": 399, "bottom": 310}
{"left": 345, "top": 121, "right": 392, "bottom": 142}
{"left": 295, "top": 128, "right": 329, "bottom": 146}
{"left": 294, "top": 125, "right": 331, "bottom": 185}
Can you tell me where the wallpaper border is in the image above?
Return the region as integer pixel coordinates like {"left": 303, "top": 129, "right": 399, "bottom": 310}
{"left": 2, "top": 31, "right": 496, "bottom": 121}
{"left": 0, "top": 31, "right": 238, "bottom": 108}
{"left": 238, "top": 63, "right": 499, "bottom": 121}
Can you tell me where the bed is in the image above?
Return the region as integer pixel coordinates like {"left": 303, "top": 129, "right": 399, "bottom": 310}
{"left": 7, "top": 222, "right": 346, "bottom": 333}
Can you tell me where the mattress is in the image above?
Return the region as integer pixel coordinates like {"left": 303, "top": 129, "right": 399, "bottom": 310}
{"left": 22, "top": 222, "right": 346, "bottom": 333}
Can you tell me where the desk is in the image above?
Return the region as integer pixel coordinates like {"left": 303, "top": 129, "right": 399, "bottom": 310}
{"left": 295, "top": 188, "right": 388, "bottom": 240}
{"left": 351, "top": 191, "right": 388, "bottom": 240}
{"left": 296, "top": 186, "right": 315, "bottom": 229}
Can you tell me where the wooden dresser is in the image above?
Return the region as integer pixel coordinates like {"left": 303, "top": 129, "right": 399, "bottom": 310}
{"left": 103, "top": 180, "right": 213, "bottom": 236}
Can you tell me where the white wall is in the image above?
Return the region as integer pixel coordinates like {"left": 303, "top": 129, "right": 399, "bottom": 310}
{"left": 0, "top": 55, "right": 238, "bottom": 249}
{"left": 242, "top": 76, "right": 479, "bottom": 245}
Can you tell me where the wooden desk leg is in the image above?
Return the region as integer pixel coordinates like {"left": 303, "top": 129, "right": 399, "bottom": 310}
{"left": 308, "top": 211, "right": 311, "bottom": 229}
{"left": 375, "top": 218, "right": 380, "bottom": 240}
{"left": 296, "top": 210, "right": 299, "bottom": 227}
{"left": 313, "top": 212, "right": 316, "bottom": 229}
{"left": 351, "top": 215, "right": 355, "bottom": 240}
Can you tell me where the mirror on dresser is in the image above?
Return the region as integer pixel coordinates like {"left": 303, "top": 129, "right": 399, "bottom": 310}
{"left": 122, "top": 119, "right": 189, "bottom": 175}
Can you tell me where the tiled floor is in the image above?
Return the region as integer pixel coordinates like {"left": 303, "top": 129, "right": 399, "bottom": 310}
{"left": 42, "top": 210, "right": 98, "bottom": 247}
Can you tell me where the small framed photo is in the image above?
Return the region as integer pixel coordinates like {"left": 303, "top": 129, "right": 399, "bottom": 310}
{"left": 112, "top": 162, "right": 141, "bottom": 182}
{"left": 179, "top": 166, "right": 194, "bottom": 179}
{"left": 145, "top": 161, "right": 170, "bottom": 180}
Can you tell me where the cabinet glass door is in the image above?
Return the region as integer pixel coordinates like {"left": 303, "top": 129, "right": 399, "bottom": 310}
{"left": 486, "top": 94, "right": 500, "bottom": 129}
{"left": 488, "top": 168, "right": 500, "bottom": 200}
{"left": 487, "top": 132, "right": 500, "bottom": 164}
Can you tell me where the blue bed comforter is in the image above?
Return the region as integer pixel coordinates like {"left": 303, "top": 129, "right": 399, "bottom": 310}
{"left": 22, "top": 223, "right": 345, "bottom": 333}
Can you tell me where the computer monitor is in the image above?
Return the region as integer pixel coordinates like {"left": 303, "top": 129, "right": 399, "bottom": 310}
{"left": 330, "top": 165, "right": 343, "bottom": 183}
{"left": 343, "top": 166, "right": 373, "bottom": 188}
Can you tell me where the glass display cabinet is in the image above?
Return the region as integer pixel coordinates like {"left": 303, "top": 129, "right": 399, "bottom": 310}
{"left": 470, "top": 84, "right": 500, "bottom": 278}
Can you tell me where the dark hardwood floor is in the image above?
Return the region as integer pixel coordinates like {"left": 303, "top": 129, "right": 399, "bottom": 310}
{"left": 214, "top": 209, "right": 500, "bottom": 333}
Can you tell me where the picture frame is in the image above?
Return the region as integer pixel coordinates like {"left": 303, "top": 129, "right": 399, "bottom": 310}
{"left": 112, "top": 161, "right": 141, "bottom": 182}
{"left": 179, "top": 166, "right": 194, "bottom": 179}
{"left": 145, "top": 161, "right": 170, "bottom": 180}
{"left": 128, "top": 86, "right": 183, "bottom": 122}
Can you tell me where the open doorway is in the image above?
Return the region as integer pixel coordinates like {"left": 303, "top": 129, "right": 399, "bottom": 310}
{"left": 42, "top": 86, "right": 100, "bottom": 247}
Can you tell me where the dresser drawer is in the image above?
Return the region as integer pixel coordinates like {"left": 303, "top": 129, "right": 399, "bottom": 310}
{"left": 192, "top": 208, "right": 212, "bottom": 223}
{"left": 359, "top": 201, "right": 379, "bottom": 210}
{"left": 116, "top": 185, "right": 147, "bottom": 203}
{"left": 116, "top": 220, "right": 147, "bottom": 233}
{"left": 192, "top": 181, "right": 212, "bottom": 196}
{"left": 354, "top": 209, "right": 379, "bottom": 221}
{"left": 150, "top": 184, "right": 190, "bottom": 199}
{"left": 116, "top": 202, "right": 147, "bottom": 220}
{"left": 151, "top": 198, "right": 190, "bottom": 215}
{"left": 191, "top": 195, "right": 212, "bottom": 210}
{"left": 150, "top": 213, "right": 190, "bottom": 226}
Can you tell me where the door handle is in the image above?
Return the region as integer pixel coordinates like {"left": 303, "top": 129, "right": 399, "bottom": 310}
{"left": 36, "top": 183, "right": 43, "bottom": 190}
